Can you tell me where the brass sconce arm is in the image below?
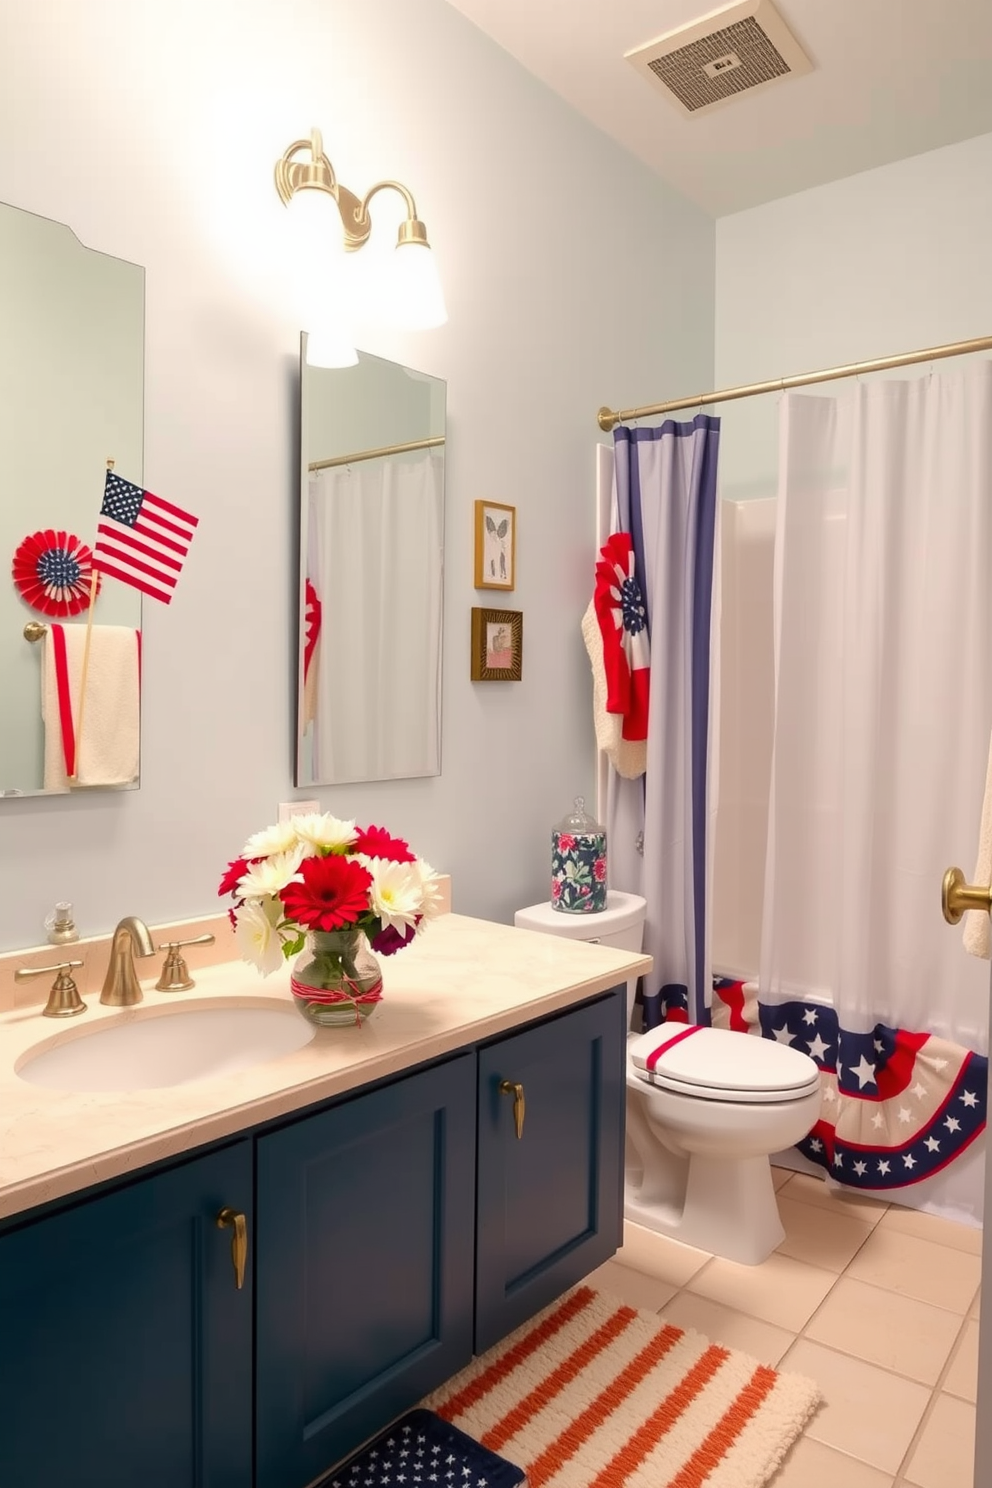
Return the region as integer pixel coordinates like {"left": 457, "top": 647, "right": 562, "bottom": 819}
{"left": 274, "top": 130, "right": 430, "bottom": 251}
{"left": 358, "top": 179, "right": 431, "bottom": 249}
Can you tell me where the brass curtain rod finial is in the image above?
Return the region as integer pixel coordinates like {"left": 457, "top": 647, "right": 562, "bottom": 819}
{"left": 23, "top": 621, "right": 47, "bottom": 643}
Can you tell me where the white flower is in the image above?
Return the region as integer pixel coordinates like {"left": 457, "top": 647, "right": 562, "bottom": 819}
{"left": 237, "top": 846, "right": 306, "bottom": 899}
{"left": 412, "top": 859, "right": 445, "bottom": 928}
{"left": 234, "top": 899, "right": 285, "bottom": 975}
{"left": 367, "top": 859, "right": 424, "bottom": 933}
{"left": 242, "top": 820, "right": 299, "bottom": 859}
{"left": 291, "top": 812, "right": 358, "bottom": 854}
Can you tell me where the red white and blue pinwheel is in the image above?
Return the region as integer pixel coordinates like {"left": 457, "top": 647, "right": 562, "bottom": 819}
{"left": 11, "top": 529, "right": 102, "bottom": 618}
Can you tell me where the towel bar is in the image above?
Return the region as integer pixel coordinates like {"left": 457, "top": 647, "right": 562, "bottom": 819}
{"left": 942, "top": 866, "right": 992, "bottom": 924}
{"left": 23, "top": 621, "right": 47, "bottom": 642}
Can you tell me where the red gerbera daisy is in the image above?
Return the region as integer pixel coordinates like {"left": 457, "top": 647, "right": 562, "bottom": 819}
{"left": 351, "top": 825, "right": 416, "bottom": 863}
{"left": 218, "top": 857, "right": 251, "bottom": 897}
{"left": 280, "top": 854, "right": 373, "bottom": 931}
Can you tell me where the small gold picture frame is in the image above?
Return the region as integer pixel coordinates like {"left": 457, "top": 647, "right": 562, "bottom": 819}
{"left": 471, "top": 607, "right": 522, "bottom": 681}
{"left": 474, "top": 500, "right": 516, "bottom": 590}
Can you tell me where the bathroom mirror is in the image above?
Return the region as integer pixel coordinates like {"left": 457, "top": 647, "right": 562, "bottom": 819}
{"left": 0, "top": 201, "right": 144, "bottom": 799}
{"left": 297, "top": 341, "right": 446, "bottom": 786}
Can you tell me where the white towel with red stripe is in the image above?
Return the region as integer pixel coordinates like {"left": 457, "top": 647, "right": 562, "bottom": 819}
{"left": 41, "top": 623, "right": 140, "bottom": 789}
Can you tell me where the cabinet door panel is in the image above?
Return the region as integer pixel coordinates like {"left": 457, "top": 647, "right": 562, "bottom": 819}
{"left": 0, "top": 1141, "right": 253, "bottom": 1488}
{"left": 256, "top": 1054, "right": 475, "bottom": 1488}
{"left": 475, "top": 992, "right": 623, "bottom": 1352}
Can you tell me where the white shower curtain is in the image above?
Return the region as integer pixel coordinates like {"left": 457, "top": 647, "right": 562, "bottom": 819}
{"left": 760, "top": 364, "right": 992, "bottom": 1219}
{"left": 306, "top": 450, "right": 443, "bottom": 783}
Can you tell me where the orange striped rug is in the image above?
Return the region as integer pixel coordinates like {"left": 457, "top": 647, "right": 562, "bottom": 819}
{"left": 422, "top": 1286, "right": 821, "bottom": 1488}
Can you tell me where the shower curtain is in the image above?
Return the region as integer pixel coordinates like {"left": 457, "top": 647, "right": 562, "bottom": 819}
{"left": 605, "top": 417, "right": 721, "bottom": 1029}
{"left": 306, "top": 450, "right": 443, "bottom": 782}
{"left": 759, "top": 364, "right": 992, "bottom": 1219}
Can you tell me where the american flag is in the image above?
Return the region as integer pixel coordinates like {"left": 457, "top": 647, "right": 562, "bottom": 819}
{"left": 93, "top": 471, "right": 199, "bottom": 604}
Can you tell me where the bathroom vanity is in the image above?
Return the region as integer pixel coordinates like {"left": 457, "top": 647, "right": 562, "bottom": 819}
{"left": 0, "top": 914, "right": 649, "bottom": 1488}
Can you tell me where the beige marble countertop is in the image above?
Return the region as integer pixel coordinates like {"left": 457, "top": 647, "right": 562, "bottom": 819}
{"left": 0, "top": 912, "right": 649, "bottom": 1223}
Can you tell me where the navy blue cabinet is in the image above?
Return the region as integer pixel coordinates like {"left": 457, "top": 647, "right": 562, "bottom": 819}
{"left": 0, "top": 1139, "right": 253, "bottom": 1488}
{"left": 0, "top": 989, "right": 623, "bottom": 1488}
{"left": 254, "top": 1053, "right": 476, "bottom": 1488}
{"left": 475, "top": 993, "right": 623, "bottom": 1352}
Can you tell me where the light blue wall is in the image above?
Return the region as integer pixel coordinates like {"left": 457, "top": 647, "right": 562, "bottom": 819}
{"left": 715, "top": 130, "right": 992, "bottom": 502}
{"left": 0, "top": 0, "right": 715, "bottom": 948}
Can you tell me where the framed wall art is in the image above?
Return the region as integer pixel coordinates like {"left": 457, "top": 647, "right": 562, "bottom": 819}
{"left": 474, "top": 500, "right": 515, "bottom": 590}
{"left": 470, "top": 606, "right": 522, "bottom": 681}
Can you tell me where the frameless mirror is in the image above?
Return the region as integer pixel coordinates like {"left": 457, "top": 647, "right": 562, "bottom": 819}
{"left": 297, "top": 341, "right": 445, "bottom": 785}
{"left": 0, "top": 202, "right": 144, "bottom": 798}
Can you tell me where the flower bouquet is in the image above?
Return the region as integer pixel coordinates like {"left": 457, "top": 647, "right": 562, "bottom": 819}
{"left": 219, "top": 813, "right": 443, "bottom": 1026}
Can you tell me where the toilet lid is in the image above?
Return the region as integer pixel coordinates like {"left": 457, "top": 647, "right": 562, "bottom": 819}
{"left": 629, "top": 1024, "right": 821, "bottom": 1102}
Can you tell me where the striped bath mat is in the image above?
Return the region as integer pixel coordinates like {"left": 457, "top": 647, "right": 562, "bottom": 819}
{"left": 423, "top": 1286, "right": 821, "bottom": 1488}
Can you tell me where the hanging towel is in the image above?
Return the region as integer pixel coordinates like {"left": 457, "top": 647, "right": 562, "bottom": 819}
{"left": 41, "top": 623, "right": 140, "bottom": 790}
{"left": 963, "top": 730, "right": 992, "bottom": 959}
{"left": 581, "top": 599, "right": 646, "bottom": 779}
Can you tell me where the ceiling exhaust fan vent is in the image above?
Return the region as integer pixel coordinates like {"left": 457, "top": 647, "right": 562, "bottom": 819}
{"left": 626, "top": 0, "right": 812, "bottom": 117}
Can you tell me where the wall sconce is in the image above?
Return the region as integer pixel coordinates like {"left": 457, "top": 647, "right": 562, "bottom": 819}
{"left": 275, "top": 129, "right": 447, "bottom": 366}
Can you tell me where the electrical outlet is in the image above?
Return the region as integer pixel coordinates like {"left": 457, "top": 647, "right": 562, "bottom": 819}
{"left": 278, "top": 800, "right": 320, "bottom": 823}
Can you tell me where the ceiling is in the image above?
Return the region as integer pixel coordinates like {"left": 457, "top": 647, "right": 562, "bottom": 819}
{"left": 444, "top": 0, "right": 992, "bottom": 216}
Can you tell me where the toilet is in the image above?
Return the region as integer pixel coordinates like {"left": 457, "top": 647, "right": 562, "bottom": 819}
{"left": 513, "top": 893, "right": 822, "bottom": 1266}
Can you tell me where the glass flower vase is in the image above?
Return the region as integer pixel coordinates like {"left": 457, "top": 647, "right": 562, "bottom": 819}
{"left": 289, "top": 928, "right": 383, "bottom": 1028}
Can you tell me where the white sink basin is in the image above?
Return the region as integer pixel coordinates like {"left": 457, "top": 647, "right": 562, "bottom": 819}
{"left": 17, "top": 1004, "right": 316, "bottom": 1092}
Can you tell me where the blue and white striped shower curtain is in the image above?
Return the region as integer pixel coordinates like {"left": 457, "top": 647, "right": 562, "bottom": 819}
{"left": 606, "top": 417, "right": 721, "bottom": 1029}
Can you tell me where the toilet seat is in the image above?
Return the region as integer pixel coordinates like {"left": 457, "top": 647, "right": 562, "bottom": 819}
{"left": 628, "top": 1024, "right": 821, "bottom": 1105}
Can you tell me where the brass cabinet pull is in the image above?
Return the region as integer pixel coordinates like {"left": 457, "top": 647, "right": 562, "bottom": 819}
{"left": 216, "top": 1207, "right": 248, "bottom": 1289}
{"left": 499, "top": 1079, "right": 526, "bottom": 1140}
{"left": 942, "top": 867, "right": 992, "bottom": 925}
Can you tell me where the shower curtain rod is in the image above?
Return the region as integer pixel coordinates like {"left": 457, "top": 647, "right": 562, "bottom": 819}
{"left": 597, "top": 332, "right": 992, "bottom": 432}
{"left": 309, "top": 435, "right": 445, "bottom": 472}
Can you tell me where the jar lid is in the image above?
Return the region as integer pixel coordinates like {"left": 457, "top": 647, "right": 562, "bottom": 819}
{"left": 554, "top": 795, "right": 604, "bottom": 834}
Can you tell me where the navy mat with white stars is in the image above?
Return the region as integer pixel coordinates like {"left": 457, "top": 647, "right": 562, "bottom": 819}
{"left": 324, "top": 1409, "right": 526, "bottom": 1488}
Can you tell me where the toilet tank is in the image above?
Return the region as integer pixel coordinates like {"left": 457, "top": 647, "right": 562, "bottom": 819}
{"left": 514, "top": 892, "right": 647, "bottom": 1026}
{"left": 513, "top": 890, "right": 646, "bottom": 949}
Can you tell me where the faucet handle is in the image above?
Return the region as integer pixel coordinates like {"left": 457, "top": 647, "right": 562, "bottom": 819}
{"left": 155, "top": 933, "right": 216, "bottom": 992}
{"left": 15, "top": 960, "right": 86, "bottom": 1018}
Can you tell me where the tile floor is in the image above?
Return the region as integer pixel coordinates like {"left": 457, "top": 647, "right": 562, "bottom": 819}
{"left": 586, "top": 1168, "right": 982, "bottom": 1487}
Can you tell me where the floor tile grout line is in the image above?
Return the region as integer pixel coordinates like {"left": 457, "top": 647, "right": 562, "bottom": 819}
{"left": 778, "top": 1171, "right": 983, "bottom": 1259}
{"left": 641, "top": 1259, "right": 973, "bottom": 1485}
{"left": 775, "top": 1170, "right": 892, "bottom": 1223}
{"left": 786, "top": 1324, "right": 968, "bottom": 1395}
{"left": 940, "top": 1291, "right": 981, "bottom": 1404}
{"left": 621, "top": 1190, "right": 980, "bottom": 1486}
{"left": 890, "top": 1377, "right": 951, "bottom": 1486}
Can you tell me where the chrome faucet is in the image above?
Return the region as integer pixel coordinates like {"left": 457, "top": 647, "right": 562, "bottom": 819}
{"left": 100, "top": 916, "right": 156, "bottom": 1006}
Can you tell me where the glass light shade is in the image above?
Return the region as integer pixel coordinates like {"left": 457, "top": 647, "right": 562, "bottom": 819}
{"left": 285, "top": 185, "right": 346, "bottom": 262}
{"left": 305, "top": 326, "right": 358, "bottom": 369}
{"left": 286, "top": 185, "right": 347, "bottom": 318}
{"left": 388, "top": 240, "right": 448, "bottom": 330}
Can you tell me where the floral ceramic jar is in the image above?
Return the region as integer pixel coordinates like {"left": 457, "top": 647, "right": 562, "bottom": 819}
{"left": 551, "top": 796, "right": 607, "bottom": 913}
